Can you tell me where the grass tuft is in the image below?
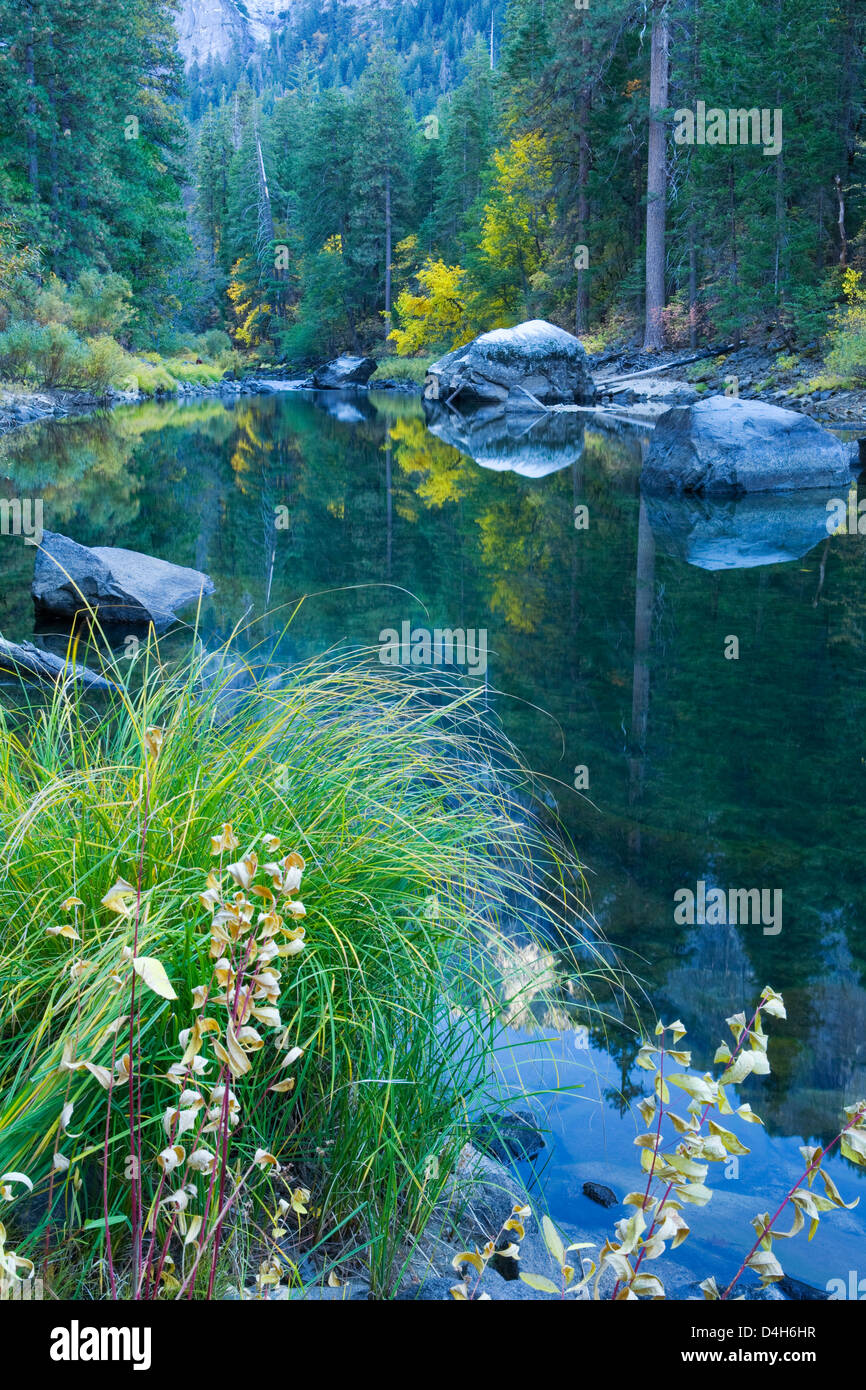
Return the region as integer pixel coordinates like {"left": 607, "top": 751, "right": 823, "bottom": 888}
{"left": 0, "top": 629, "right": 620, "bottom": 1297}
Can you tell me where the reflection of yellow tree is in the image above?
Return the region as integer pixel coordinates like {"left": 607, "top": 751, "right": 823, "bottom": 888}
{"left": 2, "top": 418, "right": 142, "bottom": 535}
{"left": 389, "top": 417, "right": 475, "bottom": 508}
{"left": 478, "top": 495, "right": 550, "bottom": 633}
{"left": 230, "top": 408, "right": 274, "bottom": 490}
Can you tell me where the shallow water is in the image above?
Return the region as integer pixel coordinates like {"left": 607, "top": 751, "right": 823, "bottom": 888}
{"left": 2, "top": 387, "right": 865, "bottom": 1295}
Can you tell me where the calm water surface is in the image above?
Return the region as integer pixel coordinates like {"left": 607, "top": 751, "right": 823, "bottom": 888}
{"left": 2, "top": 388, "right": 865, "bottom": 1292}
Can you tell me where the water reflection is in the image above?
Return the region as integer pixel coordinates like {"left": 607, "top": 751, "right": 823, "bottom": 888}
{"left": 645, "top": 488, "right": 842, "bottom": 570}
{"left": 2, "top": 390, "right": 866, "bottom": 1280}
{"left": 424, "top": 401, "right": 586, "bottom": 477}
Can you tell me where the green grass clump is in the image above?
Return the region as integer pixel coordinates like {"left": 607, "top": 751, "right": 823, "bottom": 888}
{"left": 369, "top": 356, "right": 430, "bottom": 385}
{"left": 0, "top": 630, "right": 609, "bottom": 1298}
{"left": 162, "top": 359, "right": 224, "bottom": 387}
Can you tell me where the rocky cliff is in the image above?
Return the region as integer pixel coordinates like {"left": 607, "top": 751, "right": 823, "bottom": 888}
{"left": 176, "top": 0, "right": 296, "bottom": 67}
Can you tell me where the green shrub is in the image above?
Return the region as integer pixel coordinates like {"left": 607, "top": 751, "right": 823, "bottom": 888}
{"left": 79, "top": 335, "right": 130, "bottom": 394}
{"left": 0, "top": 320, "right": 86, "bottom": 386}
{"left": 67, "top": 269, "right": 135, "bottom": 338}
{"left": 0, "top": 321, "right": 46, "bottom": 381}
{"left": 370, "top": 356, "right": 430, "bottom": 384}
{"left": 163, "top": 357, "right": 222, "bottom": 386}
{"left": 0, "top": 641, "right": 607, "bottom": 1298}
{"left": 39, "top": 322, "right": 86, "bottom": 386}
{"left": 125, "top": 358, "right": 177, "bottom": 395}
{"left": 685, "top": 359, "right": 714, "bottom": 383}
{"left": 199, "top": 329, "right": 232, "bottom": 359}
{"left": 825, "top": 268, "right": 866, "bottom": 384}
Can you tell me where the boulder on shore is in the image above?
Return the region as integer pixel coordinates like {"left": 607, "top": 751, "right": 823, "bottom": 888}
{"left": 641, "top": 395, "right": 858, "bottom": 496}
{"left": 424, "top": 320, "right": 595, "bottom": 410}
{"left": 32, "top": 531, "right": 214, "bottom": 632}
{"left": 312, "top": 355, "right": 377, "bottom": 389}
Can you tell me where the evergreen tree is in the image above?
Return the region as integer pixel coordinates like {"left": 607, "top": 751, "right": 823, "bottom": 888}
{"left": 348, "top": 46, "right": 415, "bottom": 340}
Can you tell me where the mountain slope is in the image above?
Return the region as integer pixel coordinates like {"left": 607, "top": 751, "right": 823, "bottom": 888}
{"left": 176, "top": 0, "right": 296, "bottom": 66}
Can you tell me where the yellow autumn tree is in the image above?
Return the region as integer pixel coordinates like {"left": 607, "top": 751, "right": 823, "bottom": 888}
{"left": 226, "top": 257, "right": 272, "bottom": 348}
{"left": 474, "top": 131, "right": 553, "bottom": 323}
{"left": 388, "top": 258, "right": 469, "bottom": 356}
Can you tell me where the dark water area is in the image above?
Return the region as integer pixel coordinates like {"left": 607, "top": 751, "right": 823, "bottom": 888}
{"left": 2, "top": 387, "right": 866, "bottom": 1293}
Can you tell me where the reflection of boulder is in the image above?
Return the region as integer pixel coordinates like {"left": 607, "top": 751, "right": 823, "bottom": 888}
{"left": 424, "top": 320, "right": 595, "bottom": 409}
{"left": 322, "top": 400, "right": 366, "bottom": 424}
{"left": 308, "top": 389, "right": 377, "bottom": 424}
{"left": 644, "top": 488, "right": 840, "bottom": 569}
{"left": 33, "top": 531, "right": 214, "bottom": 631}
{"left": 641, "top": 396, "right": 857, "bottom": 496}
{"left": 424, "top": 402, "right": 585, "bottom": 478}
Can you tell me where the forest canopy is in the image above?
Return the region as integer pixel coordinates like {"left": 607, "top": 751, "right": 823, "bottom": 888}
{"left": 0, "top": 0, "right": 864, "bottom": 366}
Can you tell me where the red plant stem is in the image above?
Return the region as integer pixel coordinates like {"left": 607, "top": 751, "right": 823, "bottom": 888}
{"left": 622, "top": 1000, "right": 764, "bottom": 1296}
{"left": 128, "top": 772, "right": 151, "bottom": 1298}
{"left": 175, "top": 1157, "right": 259, "bottom": 1300}
{"left": 205, "top": 936, "right": 255, "bottom": 1299}
{"left": 720, "top": 1104, "right": 866, "bottom": 1300}
{"left": 45, "top": 901, "right": 82, "bottom": 1268}
{"left": 140, "top": 940, "right": 231, "bottom": 1296}
{"left": 612, "top": 1034, "right": 667, "bottom": 1299}
{"left": 642, "top": 1038, "right": 667, "bottom": 1207}
{"left": 101, "top": 1008, "right": 125, "bottom": 1300}
{"left": 144, "top": 1061, "right": 228, "bottom": 1299}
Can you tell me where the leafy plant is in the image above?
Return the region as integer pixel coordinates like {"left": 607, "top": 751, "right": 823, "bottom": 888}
{"left": 825, "top": 268, "right": 866, "bottom": 384}
{"left": 453, "top": 988, "right": 865, "bottom": 1302}
{"left": 0, "top": 632, "right": 605, "bottom": 1298}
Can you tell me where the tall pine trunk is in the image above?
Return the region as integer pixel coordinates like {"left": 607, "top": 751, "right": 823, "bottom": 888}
{"left": 687, "top": 0, "right": 700, "bottom": 348}
{"left": 643, "top": 0, "right": 669, "bottom": 350}
{"left": 575, "top": 36, "right": 591, "bottom": 338}
{"left": 25, "top": 13, "right": 39, "bottom": 199}
{"left": 384, "top": 169, "right": 392, "bottom": 341}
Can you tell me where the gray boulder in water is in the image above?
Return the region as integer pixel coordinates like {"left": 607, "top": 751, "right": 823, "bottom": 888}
{"left": 312, "top": 355, "right": 377, "bottom": 388}
{"left": 424, "top": 320, "right": 595, "bottom": 409}
{"left": 0, "top": 637, "right": 112, "bottom": 690}
{"left": 641, "top": 395, "right": 857, "bottom": 496}
{"left": 32, "top": 531, "right": 214, "bottom": 632}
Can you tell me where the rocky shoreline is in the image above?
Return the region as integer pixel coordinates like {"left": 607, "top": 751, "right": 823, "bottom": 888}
{"left": 0, "top": 368, "right": 423, "bottom": 441}
{"left": 0, "top": 378, "right": 260, "bottom": 437}
{"left": 4, "top": 338, "right": 866, "bottom": 443}
{"left": 590, "top": 343, "right": 866, "bottom": 427}
{"left": 244, "top": 1133, "right": 828, "bottom": 1302}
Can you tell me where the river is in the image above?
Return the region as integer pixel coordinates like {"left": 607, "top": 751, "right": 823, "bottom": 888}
{"left": 1, "top": 386, "right": 865, "bottom": 1295}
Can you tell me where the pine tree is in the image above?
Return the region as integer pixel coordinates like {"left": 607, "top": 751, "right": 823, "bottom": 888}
{"left": 348, "top": 46, "right": 416, "bottom": 340}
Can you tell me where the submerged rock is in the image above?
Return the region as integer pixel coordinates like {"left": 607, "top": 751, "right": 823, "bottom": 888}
{"left": 641, "top": 396, "right": 858, "bottom": 496}
{"left": 425, "top": 401, "right": 585, "bottom": 477}
{"left": 312, "top": 355, "right": 377, "bottom": 389}
{"left": 473, "top": 1108, "right": 546, "bottom": 1163}
{"left": 32, "top": 531, "right": 214, "bottom": 632}
{"left": 0, "top": 637, "right": 112, "bottom": 691}
{"left": 424, "top": 320, "right": 595, "bottom": 410}
{"left": 582, "top": 1180, "right": 619, "bottom": 1209}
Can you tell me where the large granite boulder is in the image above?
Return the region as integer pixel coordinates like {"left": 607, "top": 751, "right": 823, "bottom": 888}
{"left": 641, "top": 396, "right": 858, "bottom": 496}
{"left": 32, "top": 531, "right": 214, "bottom": 632}
{"left": 312, "top": 355, "right": 377, "bottom": 389}
{"left": 424, "top": 320, "right": 595, "bottom": 410}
